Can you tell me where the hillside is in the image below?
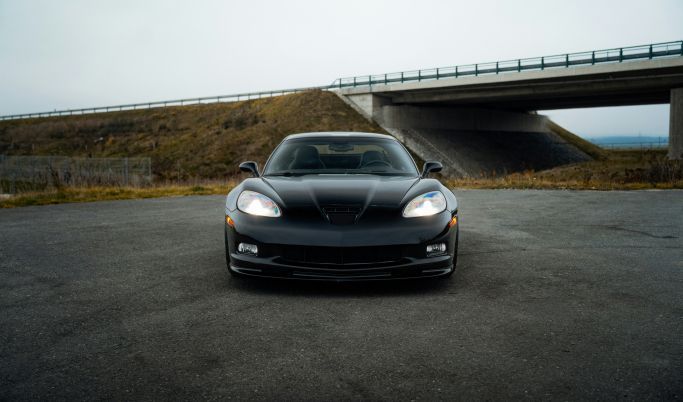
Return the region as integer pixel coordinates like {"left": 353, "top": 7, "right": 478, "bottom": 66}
{"left": 0, "top": 91, "right": 384, "bottom": 180}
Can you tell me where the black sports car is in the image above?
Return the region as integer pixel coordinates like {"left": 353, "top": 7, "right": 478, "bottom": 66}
{"left": 224, "top": 132, "right": 458, "bottom": 281}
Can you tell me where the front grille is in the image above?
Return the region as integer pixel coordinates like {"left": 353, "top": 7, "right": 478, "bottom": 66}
{"left": 281, "top": 245, "right": 405, "bottom": 266}
{"left": 322, "top": 205, "right": 361, "bottom": 225}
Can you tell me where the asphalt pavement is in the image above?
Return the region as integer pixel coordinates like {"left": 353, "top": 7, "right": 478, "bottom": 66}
{"left": 0, "top": 190, "right": 681, "bottom": 400}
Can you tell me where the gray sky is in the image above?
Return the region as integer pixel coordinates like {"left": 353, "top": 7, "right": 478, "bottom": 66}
{"left": 1, "top": 0, "right": 681, "bottom": 137}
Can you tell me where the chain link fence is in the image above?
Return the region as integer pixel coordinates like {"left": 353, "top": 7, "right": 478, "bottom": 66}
{"left": 0, "top": 155, "right": 152, "bottom": 193}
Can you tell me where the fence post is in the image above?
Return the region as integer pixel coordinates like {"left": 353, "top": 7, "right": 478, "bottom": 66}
{"left": 124, "top": 157, "right": 129, "bottom": 187}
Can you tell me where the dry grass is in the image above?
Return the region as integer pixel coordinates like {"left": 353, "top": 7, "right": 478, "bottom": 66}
{"left": 3, "top": 150, "right": 681, "bottom": 208}
{"left": 0, "top": 91, "right": 384, "bottom": 181}
{"left": 448, "top": 150, "right": 683, "bottom": 190}
{"left": 0, "top": 181, "right": 237, "bottom": 208}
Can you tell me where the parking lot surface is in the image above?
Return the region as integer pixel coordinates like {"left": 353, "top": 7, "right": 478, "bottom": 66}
{"left": 1, "top": 190, "right": 681, "bottom": 400}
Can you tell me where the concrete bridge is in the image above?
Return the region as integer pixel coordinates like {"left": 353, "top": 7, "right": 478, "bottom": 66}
{"left": 335, "top": 41, "right": 683, "bottom": 174}
{"left": 2, "top": 40, "right": 682, "bottom": 174}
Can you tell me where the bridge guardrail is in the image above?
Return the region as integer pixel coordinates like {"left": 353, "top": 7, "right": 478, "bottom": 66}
{"left": 334, "top": 40, "right": 683, "bottom": 88}
{"left": 1, "top": 40, "right": 681, "bottom": 121}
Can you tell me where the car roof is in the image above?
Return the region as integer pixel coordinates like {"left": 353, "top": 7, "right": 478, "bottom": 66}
{"left": 283, "top": 132, "right": 396, "bottom": 141}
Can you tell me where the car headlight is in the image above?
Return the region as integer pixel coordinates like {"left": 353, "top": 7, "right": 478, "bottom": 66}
{"left": 237, "top": 190, "right": 281, "bottom": 217}
{"left": 402, "top": 191, "right": 446, "bottom": 218}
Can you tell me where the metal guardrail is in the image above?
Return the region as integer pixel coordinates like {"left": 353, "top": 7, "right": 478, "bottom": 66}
{"left": 333, "top": 40, "right": 683, "bottom": 88}
{"left": 1, "top": 40, "right": 681, "bottom": 121}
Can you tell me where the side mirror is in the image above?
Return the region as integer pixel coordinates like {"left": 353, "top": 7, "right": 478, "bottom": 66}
{"left": 239, "top": 161, "right": 260, "bottom": 177}
{"left": 421, "top": 161, "right": 443, "bottom": 178}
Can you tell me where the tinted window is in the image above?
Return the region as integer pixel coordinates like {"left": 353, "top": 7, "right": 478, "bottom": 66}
{"left": 264, "top": 138, "right": 418, "bottom": 176}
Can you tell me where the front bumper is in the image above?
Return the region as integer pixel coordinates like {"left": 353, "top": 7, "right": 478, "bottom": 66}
{"left": 229, "top": 252, "right": 454, "bottom": 280}
{"left": 224, "top": 210, "right": 458, "bottom": 281}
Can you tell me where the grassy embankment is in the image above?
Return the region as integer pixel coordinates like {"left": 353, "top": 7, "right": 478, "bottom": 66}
{"left": 448, "top": 149, "right": 682, "bottom": 190}
{"left": 1, "top": 90, "right": 681, "bottom": 208}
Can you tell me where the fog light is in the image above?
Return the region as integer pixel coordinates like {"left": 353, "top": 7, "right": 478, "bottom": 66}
{"left": 238, "top": 243, "right": 258, "bottom": 255}
{"left": 426, "top": 243, "right": 446, "bottom": 256}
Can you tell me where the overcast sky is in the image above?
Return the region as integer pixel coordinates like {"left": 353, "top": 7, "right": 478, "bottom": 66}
{"left": 1, "top": 0, "right": 682, "bottom": 137}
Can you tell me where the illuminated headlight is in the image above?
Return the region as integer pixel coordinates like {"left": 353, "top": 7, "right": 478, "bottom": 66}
{"left": 237, "top": 190, "right": 281, "bottom": 217}
{"left": 403, "top": 191, "right": 446, "bottom": 218}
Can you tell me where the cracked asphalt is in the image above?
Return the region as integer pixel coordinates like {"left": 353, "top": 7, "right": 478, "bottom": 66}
{"left": 1, "top": 190, "right": 681, "bottom": 400}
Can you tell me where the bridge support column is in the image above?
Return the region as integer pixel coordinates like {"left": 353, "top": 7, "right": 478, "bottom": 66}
{"left": 669, "top": 88, "right": 683, "bottom": 160}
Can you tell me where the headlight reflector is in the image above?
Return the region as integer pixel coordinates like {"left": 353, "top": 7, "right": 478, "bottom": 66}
{"left": 237, "top": 191, "right": 281, "bottom": 217}
{"left": 403, "top": 191, "right": 446, "bottom": 218}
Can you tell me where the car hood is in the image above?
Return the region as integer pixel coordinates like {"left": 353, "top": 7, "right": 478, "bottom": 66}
{"left": 262, "top": 175, "right": 419, "bottom": 210}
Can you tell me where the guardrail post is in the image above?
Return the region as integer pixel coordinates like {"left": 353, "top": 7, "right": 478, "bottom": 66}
{"left": 436, "top": 68, "right": 440, "bottom": 79}
{"left": 418, "top": 70, "right": 421, "bottom": 81}
{"left": 565, "top": 54, "right": 569, "bottom": 67}
{"left": 384, "top": 74, "right": 387, "bottom": 84}
{"left": 368, "top": 75, "right": 372, "bottom": 87}
{"left": 680, "top": 41, "right": 683, "bottom": 56}
{"left": 475, "top": 64, "right": 478, "bottom": 76}
{"left": 495, "top": 62, "right": 498, "bottom": 74}
{"left": 591, "top": 51, "right": 595, "bottom": 65}
{"left": 649, "top": 45, "right": 653, "bottom": 59}
{"left": 401, "top": 72, "right": 404, "bottom": 83}
{"left": 455, "top": 66, "right": 458, "bottom": 78}
{"left": 541, "top": 57, "right": 544, "bottom": 70}
{"left": 517, "top": 60, "right": 521, "bottom": 72}
{"left": 619, "top": 48, "right": 623, "bottom": 62}
{"left": 353, "top": 77, "right": 356, "bottom": 87}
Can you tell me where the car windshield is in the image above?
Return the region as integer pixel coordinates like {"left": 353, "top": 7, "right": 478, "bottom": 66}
{"left": 263, "top": 137, "right": 419, "bottom": 177}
